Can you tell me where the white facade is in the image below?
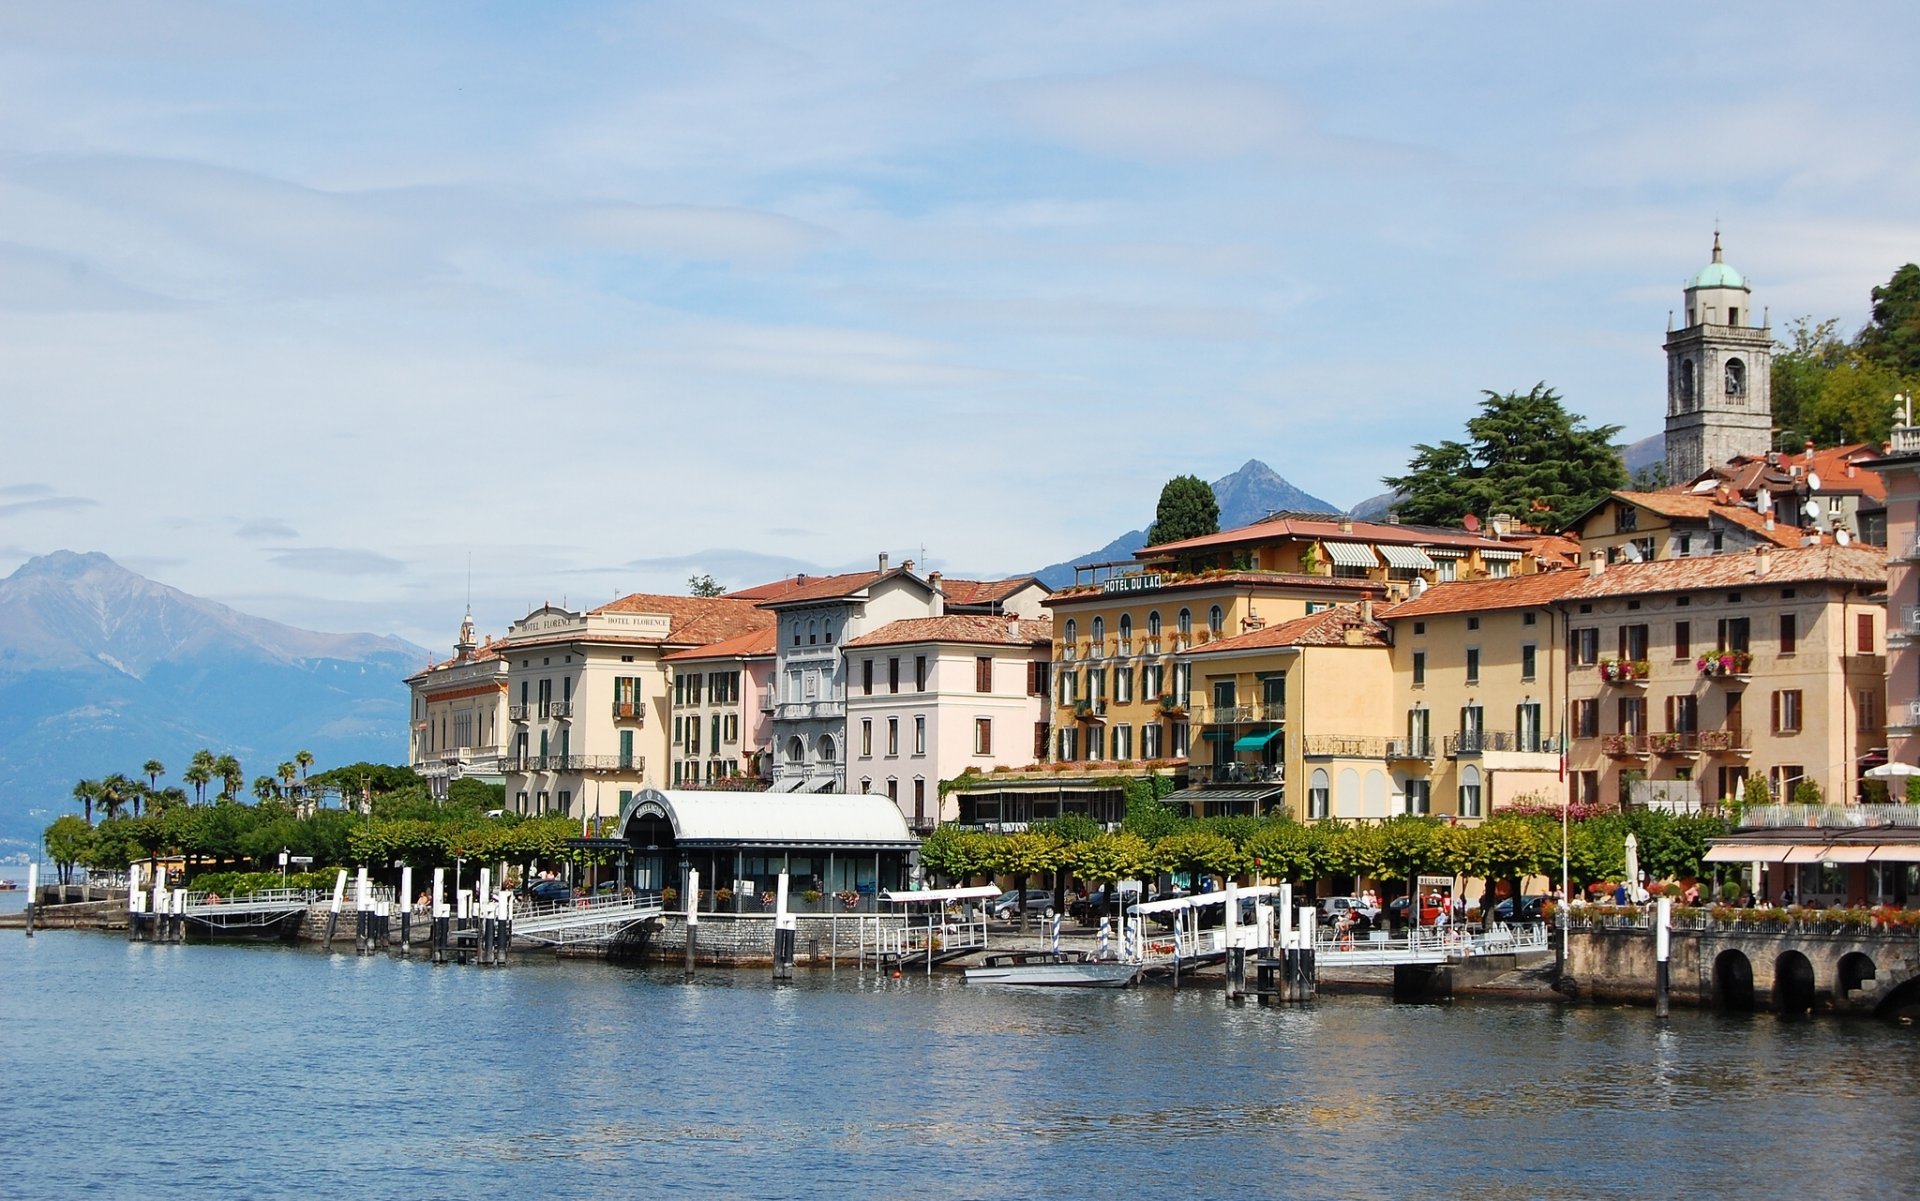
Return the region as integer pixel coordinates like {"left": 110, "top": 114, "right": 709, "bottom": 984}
{"left": 405, "top": 612, "right": 510, "bottom": 799}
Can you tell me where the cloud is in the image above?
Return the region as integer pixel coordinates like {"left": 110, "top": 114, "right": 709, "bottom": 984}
{"left": 562, "top": 203, "right": 831, "bottom": 266}
{"left": 1003, "top": 67, "right": 1308, "bottom": 163}
{"left": 621, "top": 548, "right": 820, "bottom": 583}
{"left": 0, "top": 240, "right": 174, "bottom": 312}
{"left": 0, "top": 483, "right": 53, "bottom": 498}
{"left": 266, "top": 547, "right": 406, "bottom": 576}
{"left": 235, "top": 518, "right": 298, "bottom": 540}
{"left": 0, "top": 495, "right": 97, "bottom": 517}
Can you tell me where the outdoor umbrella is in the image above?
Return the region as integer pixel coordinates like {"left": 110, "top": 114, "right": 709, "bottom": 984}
{"left": 1865, "top": 762, "right": 1920, "bottom": 779}
{"left": 1624, "top": 832, "right": 1641, "bottom": 903}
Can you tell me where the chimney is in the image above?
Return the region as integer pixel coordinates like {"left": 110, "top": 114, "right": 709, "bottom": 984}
{"left": 1360, "top": 598, "right": 1373, "bottom": 623}
{"left": 1006, "top": 617, "right": 1019, "bottom": 641}
{"left": 1384, "top": 512, "right": 1401, "bottom": 525}
{"left": 1492, "top": 512, "right": 1512, "bottom": 539}
{"left": 878, "top": 552, "right": 889, "bottom": 572}
{"left": 1588, "top": 550, "right": 1605, "bottom": 578}
{"left": 1804, "top": 439, "right": 1816, "bottom": 463}
{"left": 1339, "top": 514, "right": 1354, "bottom": 533}
{"left": 1411, "top": 576, "right": 1428, "bottom": 595}
{"left": 1755, "top": 545, "right": 1771, "bottom": 575}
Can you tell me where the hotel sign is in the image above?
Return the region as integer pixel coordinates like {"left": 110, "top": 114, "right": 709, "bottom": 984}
{"left": 1102, "top": 573, "right": 1163, "bottom": 595}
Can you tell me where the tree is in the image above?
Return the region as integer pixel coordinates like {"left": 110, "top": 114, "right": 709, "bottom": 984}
{"left": 1383, "top": 384, "right": 1625, "bottom": 531}
{"left": 1145, "top": 475, "right": 1220, "bottom": 546}
{"left": 687, "top": 573, "right": 724, "bottom": 597}
{"left": 143, "top": 759, "right": 165, "bottom": 790}
{"left": 1770, "top": 316, "right": 1848, "bottom": 444}
{"left": 44, "top": 815, "right": 93, "bottom": 885}
{"left": 183, "top": 762, "right": 211, "bottom": 806}
{"left": 1801, "top": 352, "right": 1911, "bottom": 447}
{"left": 253, "top": 775, "right": 277, "bottom": 801}
{"left": 295, "top": 750, "right": 314, "bottom": 790}
{"left": 277, "top": 762, "right": 297, "bottom": 796}
{"left": 71, "top": 778, "right": 100, "bottom": 826}
{"left": 213, "top": 754, "right": 243, "bottom": 800}
{"left": 1859, "top": 263, "right": 1920, "bottom": 375}
{"left": 98, "top": 774, "right": 134, "bottom": 822}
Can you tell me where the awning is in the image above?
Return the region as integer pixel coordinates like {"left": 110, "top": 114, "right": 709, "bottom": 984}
{"left": 1377, "top": 544, "right": 1436, "bottom": 571}
{"left": 1233, "top": 729, "right": 1283, "bottom": 752}
{"left": 882, "top": 885, "right": 1002, "bottom": 905}
{"left": 1322, "top": 541, "right": 1377, "bottom": 569}
{"left": 1783, "top": 846, "right": 1831, "bottom": 863}
{"left": 1702, "top": 843, "right": 1791, "bottom": 863}
{"left": 767, "top": 777, "right": 806, "bottom": 793}
{"left": 805, "top": 779, "right": 837, "bottom": 793}
{"left": 1819, "top": 845, "right": 1877, "bottom": 863}
{"left": 1870, "top": 845, "right": 1920, "bottom": 862}
{"left": 1480, "top": 548, "right": 1522, "bottom": 561}
{"left": 1425, "top": 546, "right": 1467, "bottom": 559}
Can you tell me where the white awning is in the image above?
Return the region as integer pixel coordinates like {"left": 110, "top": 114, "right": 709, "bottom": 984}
{"left": 1377, "top": 544, "right": 1436, "bottom": 571}
{"left": 1702, "top": 843, "right": 1791, "bottom": 863}
{"left": 1870, "top": 845, "right": 1920, "bottom": 862}
{"left": 1479, "top": 548, "right": 1522, "bottom": 561}
{"left": 1322, "top": 541, "right": 1377, "bottom": 569}
{"left": 1425, "top": 546, "right": 1468, "bottom": 559}
{"left": 882, "top": 885, "right": 1002, "bottom": 905}
{"left": 1783, "top": 845, "right": 1831, "bottom": 863}
{"left": 1819, "top": 845, "right": 1877, "bottom": 863}
{"left": 1127, "top": 885, "right": 1281, "bottom": 915}
{"left": 767, "top": 777, "right": 806, "bottom": 793}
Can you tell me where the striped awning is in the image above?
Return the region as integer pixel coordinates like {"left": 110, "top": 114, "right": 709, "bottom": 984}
{"left": 1480, "top": 548, "right": 1522, "bottom": 561}
{"left": 1322, "top": 541, "right": 1377, "bottom": 569}
{"left": 1377, "top": 544, "right": 1436, "bottom": 571}
{"left": 1425, "top": 546, "right": 1467, "bottom": 559}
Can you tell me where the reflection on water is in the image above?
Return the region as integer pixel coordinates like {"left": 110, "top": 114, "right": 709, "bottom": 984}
{"left": 2, "top": 931, "right": 1916, "bottom": 1200}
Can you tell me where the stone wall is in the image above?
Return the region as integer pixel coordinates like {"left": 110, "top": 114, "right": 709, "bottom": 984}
{"left": 1566, "top": 919, "right": 1920, "bottom": 1013}
{"left": 649, "top": 913, "right": 905, "bottom": 965}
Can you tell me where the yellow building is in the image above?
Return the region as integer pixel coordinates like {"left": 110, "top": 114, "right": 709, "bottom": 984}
{"left": 1137, "top": 511, "right": 1535, "bottom": 592}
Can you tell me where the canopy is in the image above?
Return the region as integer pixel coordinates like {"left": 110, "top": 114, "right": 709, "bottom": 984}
{"left": 882, "top": 885, "right": 1001, "bottom": 905}
{"left": 1480, "top": 548, "right": 1522, "bottom": 561}
{"left": 1321, "top": 541, "right": 1377, "bottom": 569}
{"left": 1377, "top": 544, "right": 1436, "bottom": 571}
{"left": 1128, "top": 885, "right": 1281, "bottom": 915}
{"left": 1865, "top": 762, "right": 1920, "bottom": 779}
{"left": 1232, "top": 729, "right": 1283, "bottom": 752}
{"left": 767, "top": 777, "right": 806, "bottom": 793}
{"left": 1702, "top": 843, "right": 1790, "bottom": 863}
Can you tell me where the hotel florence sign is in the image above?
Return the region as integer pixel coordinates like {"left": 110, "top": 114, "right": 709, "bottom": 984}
{"left": 511, "top": 610, "right": 674, "bottom": 640}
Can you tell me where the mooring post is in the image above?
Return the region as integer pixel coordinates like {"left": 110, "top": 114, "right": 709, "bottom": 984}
{"left": 500, "top": 889, "right": 513, "bottom": 966}
{"left": 24, "top": 862, "right": 37, "bottom": 937}
{"left": 172, "top": 888, "right": 188, "bottom": 942}
{"left": 398, "top": 866, "right": 413, "bottom": 957}
{"left": 326, "top": 869, "right": 346, "bottom": 949}
{"left": 684, "top": 868, "right": 700, "bottom": 978}
{"left": 474, "top": 868, "right": 491, "bottom": 966}
{"left": 430, "top": 867, "right": 446, "bottom": 964}
{"left": 1295, "top": 905, "right": 1318, "bottom": 1001}
{"left": 127, "top": 877, "right": 143, "bottom": 942}
{"left": 455, "top": 889, "right": 471, "bottom": 964}
{"left": 773, "top": 871, "right": 795, "bottom": 982}
{"left": 150, "top": 879, "right": 165, "bottom": 944}
{"left": 1222, "top": 881, "right": 1242, "bottom": 1001}
{"left": 1654, "top": 895, "right": 1672, "bottom": 1019}
{"left": 355, "top": 868, "right": 372, "bottom": 955}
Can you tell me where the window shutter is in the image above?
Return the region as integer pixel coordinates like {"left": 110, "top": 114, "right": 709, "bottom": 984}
{"left": 1771, "top": 691, "right": 1780, "bottom": 733}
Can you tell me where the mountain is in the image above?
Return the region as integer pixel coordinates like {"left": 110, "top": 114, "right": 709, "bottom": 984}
{"left": 1034, "top": 460, "right": 1338, "bottom": 588}
{"left": 0, "top": 552, "right": 427, "bottom": 849}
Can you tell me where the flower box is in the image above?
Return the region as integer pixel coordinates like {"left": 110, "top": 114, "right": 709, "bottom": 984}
{"left": 1696, "top": 650, "right": 1753, "bottom": 678}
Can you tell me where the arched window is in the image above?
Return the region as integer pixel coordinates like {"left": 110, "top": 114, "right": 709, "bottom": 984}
{"left": 1309, "top": 768, "right": 1330, "bottom": 820}
{"left": 823, "top": 618, "right": 835, "bottom": 644}
{"left": 1208, "top": 605, "right": 1224, "bottom": 634}
{"left": 807, "top": 618, "right": 817, "bottom": 645}
{"left": 1459, "top": 765, "right": 1482, "bottom": 818}
{"left": 1178, "top": 608, "right": 1192, "bottom": 636}
{"left": 1064, "top": 619, "right": 1078, "bottom": 657}
{"left": 1092, "top": 616, "right": 1105, "bottom": 650}
{"left": 786, "top": 736, "right": 805, "bottom": 763}
{"left": 1118, "top": 613, "right": 1133, "bottom": 650}
{"left": 791, "top": 621, "right": 802, "bottom": 647}
{"left": 1147, "top": 611, "right": 1162, "bottom": 637}
{"left": 818, "top": 735, "right": 836, "bottom": 763}
{"left": 1678, "top": 358, "right": 1696, "bottom": 409}
{"left": 1725, "top": 357, "right": 1746, "bottom": 397}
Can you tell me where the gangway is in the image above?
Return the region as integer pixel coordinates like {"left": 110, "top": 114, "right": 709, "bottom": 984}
{"left": 1312, "top": 922, "right": 1550, "bottom": 967}
{"left": 179, "top": 887, "right": 323, "bottom": 935}
{"left": 865, "top": 885, "right": 999, "bottom": 972}
{"left": 1128, "top": 886, "right": 1283, "bottom": 978}
{"left": 512, "top": 891, "right": 664, "bottom": 948}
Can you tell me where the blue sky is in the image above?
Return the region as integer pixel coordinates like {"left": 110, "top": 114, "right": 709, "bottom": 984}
{"left": 3, "top": 2, "right": 1918, "bottom": 649}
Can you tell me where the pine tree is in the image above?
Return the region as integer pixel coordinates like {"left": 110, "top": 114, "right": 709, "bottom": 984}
{"left": 1145, "top": 475, "right": 1221, "bottom": 545}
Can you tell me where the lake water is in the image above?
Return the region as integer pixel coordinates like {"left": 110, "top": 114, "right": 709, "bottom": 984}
{"left": 2, "top": 928, "right": 1915, "bottom": 1199}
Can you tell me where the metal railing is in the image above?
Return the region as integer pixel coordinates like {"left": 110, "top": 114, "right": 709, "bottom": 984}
{"left": 549, "top": 700, "right": 574, "bottom": 719}
{"left": 1302, "top": 735, "right": 1392, "bottom": 758}
{"left": 1386, "top": 737, "right": 1433, "bottom": 760}
{"left": 1445, "top": 730, "right": 1551, "bottom": 756}
{"left": 1191, "top": 701, "right": 1285, "bottom": 724}
{"left": 509, "top": 704, "right": 532, "bottom": 721}
{"left": 502, "top": 755, "right": 644, "bottom": 773}
{"left": 774, "top": 700, "right": 846, "bottom": 720}
{"left": 1738, "top": 803, "right": 1920, "bottom": 829}
{"left": 1189, "top": 763, "right": 1283, "bottom": 785}
{"left": 611, "top": 701, "right": 641, "bottom": 720}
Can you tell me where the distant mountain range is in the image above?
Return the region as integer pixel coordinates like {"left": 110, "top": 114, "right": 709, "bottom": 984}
{"left": 1033, "top": 460, "right": 1338, "bottom": 588}
{"left": 0, "top": 552, "right": 425, "bottom": 850}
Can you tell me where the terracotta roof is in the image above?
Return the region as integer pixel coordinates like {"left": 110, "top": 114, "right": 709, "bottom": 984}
{"left": 938, "top": 576, "right": 1043, "bottom": 607}
{"left": 1138, "top": 513, "right": 1508, "bottom": 558}
{"left": 1711, "top": 504, "right": 1804, "bottom": 548}
{"left": 661, "top": 626, "right": 778, "bottom": 662}
{"left": 1581, "top": 489, "right": 1836, "bottom": 549}
{"left": 1183, "top": 604, "right": 1388, "bottom": 654}
{"left": 723, "top": 577, "right": 813, "bottom": 601}
{"left": 1043, "top": 572, "right": 1387, "bottom": 606}
{"left": 1565, "top": 544, "right": 1885, "bottom": 600}
{"left": 404, "top": 636, "right": 508, "bottom": 682}
{"left": 755, "top": 569, "right": 898, "bottom": 607}
{"left": 1610, "top": 490, "right": 1719, "bottom": 520}
{"left": 1501, "top": 531, "right": 1582, "bottom": 569}
{"left": 1715, "top": 444, "right": 1886, "bottom": 503}
{"left": 842, "top": 616, "right": 1053, "bottom": 649}
{"left": 581, "top": 593, "right": 775, "bottom": 646}
{"left": 1381, "top": 571, "right": 1589, "bottom": 620}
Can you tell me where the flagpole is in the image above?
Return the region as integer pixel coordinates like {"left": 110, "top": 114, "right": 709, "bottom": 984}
{"left": 1560, "top": 698, "right": 1571, "bottom": 973}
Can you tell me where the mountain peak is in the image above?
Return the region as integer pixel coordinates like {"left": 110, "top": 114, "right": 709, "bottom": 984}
{"left": 9, "top": 549, "right": 126, "bottom": 580}
{"left": 1210, "top": 460, "right": 1337, "bottom": 528}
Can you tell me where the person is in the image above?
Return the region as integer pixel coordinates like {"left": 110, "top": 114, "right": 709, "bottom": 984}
{"left": 1613, "top": 881, "right": 1629, "bottom": 905}
{"left": 1682, "top": 882, "right": 1700, "bottom": 906}
{"left": 415, "top": 890, "right": 430, "bottom": 914}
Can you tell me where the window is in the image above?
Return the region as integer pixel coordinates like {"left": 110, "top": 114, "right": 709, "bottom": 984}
{"left": 1619, "top": 624, "right": 1649, "bottom": 661}
{"left": 1413, "top": 622, "right": 1426, "bottom": 636}
{"left": 1573, "top": 699, "right": 1599, "bottom": 738}
{"left": 1516, "top": 703, "right": 1542, "bottom": 752}
{"left": 1212, "top": 678, "right": 1237, "bottom": 710}
{"left": 1434, "top": 557, "right": 1456, "bottom": 582}
{"left": 1309, "top": 769, "right": 1331, "bottom": 820}
{"left": 1675, "top": 621, "right": 1691, "bottom": 660}
{"left": 1486, "top": 558, "right": 1512, "bottom": 579}
{"left": 1717, "top": 617, "right": 1750, "bottom": 652}
{"left": 913, "top": 779, "right": 926, "bottom": 826}
{"left": 792, "top": 621, "right": 801, "bottom": 647}
{"left": 887, "top": 778, "right": 898, "bottom": 802}
{"left": 1859, "top": 613, "right": 1876, "bottom": 654}
{"left": 1459, "top": 766, "right": 1482, "bottom": 818}
{"left": 1090, "top": 667, "right": 1108, "bottom": 704}
{"left": 976, "top": 656, "right": 993, "bottom": 693}
{"left": 1115, "top": 666, "right": 1134, "bottom": 704}
{"left": 1465, "top": 647, "right": 1480, "bottom": 685}
{"left": 1208, "top": 605, "right": 1224, "bottom": 635}
{"left": 1142, "top": 663, "right": 1163, "bottom": 700}
{"left": 1615, "top": 503, "right": 1638, "bottom": 532}
{"left": 1618, "top": 697, "right": 1646, "bottom": 735}
{"left": 724, "top": 713, "right": 738, "bottom": 743}
{"left": 824, "top": 618, "right": 835, "bottom": 644}
{"left": 1112, "top": 723, "right": 1132, "bottom": 761}
{"left": 619, "top": 729, "right": 634, "bottom": 768}
{"left": 1772, "top": 690, "right": 1803, "bottom": 734}
{"left": 887, "top": 717, "right": 900, "bottom": 756}
{"left": 974, "top": 718, "right": 992, "bottom": 755}
{"left": 1520, "top": 643, "right": 1536, "bottom": 681}
{"left": 1523, "top": 611, "right": 1536, "bottom": 627}
{"left": 860, "top": 719, "right": 872, "bottom": 757}
{"left": 862, "top": 659, "right": 874, "bottom": 696}
{"left": 1666, "top": 694, "right": 1698, "bottom": 733}
{"left": 1467, "top": 617, "right": 1480, "bottom": 631}
{"left": 1089, "top": 723, "right": 1109, "bottom": 759}
{"left": 1057, "top": 727, "right": 1079, "bottom": 762}
{"left": 1170, "top": 722, "right": 1190, "bottom": 758}
{"left": 1770, "top": 765, "right": 1805, "bottom": 801}
{"left": 1064, "top": 619, "right": 1078, "bottom": 657}
{"left": 1780, "top": 614, "right": 1797, "bottom": 656}
{"left": 818, "top": 735, "right": 835, "bottom": 763}
{"left": 1148, "top": 611, "right": 1162, "bottom": 639}
{"left": 1460, "top": 704, "right": 1484, "bottom": 746}
{"left": 1118, "top": 613, "right": 1133, "bottom": 651}
{"left": 888, "top": 657, "right": 900, "bottom": 694}
{"left": 1404, "top": 778, "right": 1430, "bottom": 816}
{"left": 914, "top": 655, "right": 927, "bottom": 691}
{"left": 1859, "top": 689, "right": 1880, "bottom": 733}
{"left": 1178, "top": 608, "right": 1192, "bottom": 637}
{"left": 807, "top": 618, "right": 817, "bottom": 645}
{"left": 1411, "top": 651, "right": 1426, "bottom": 687}
{"left": 1572, "top": 628, "right": 1598, "bottom": 666}
{"left": 1408, "top": 708, "right": 1430, "bottom": 756}
{"left": 1142, "top": 723, "right": 1162, "bottom": 759}
{"left": 914, "top": 715, "right": 927, "bottom": 755}
{"left": 1092, "top": 616, "right": 1105, "bottom": 650}
{"left": 1574, "top": 771, "right": 1600, "bottom": 807}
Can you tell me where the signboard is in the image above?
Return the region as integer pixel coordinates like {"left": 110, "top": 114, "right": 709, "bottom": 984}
{"left": 1102, "top": 573, "right": 1164, "bottom": 595}
{"left": 1417, "top": 875, "right": 1452, "bottom": 888}
{"left": 290, "top": 856, "right": 314, "bottom": 866}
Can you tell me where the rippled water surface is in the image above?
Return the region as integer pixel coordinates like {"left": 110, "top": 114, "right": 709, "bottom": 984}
{"left": 3, "top": 931, "right": 1915, "bottom": 1199}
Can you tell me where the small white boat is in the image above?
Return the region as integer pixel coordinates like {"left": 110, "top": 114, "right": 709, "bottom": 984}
{"left": 964, "top": 950, "right": 1139, "bottom": 988}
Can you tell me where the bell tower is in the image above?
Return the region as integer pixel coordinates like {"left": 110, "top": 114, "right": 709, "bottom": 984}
{"left": 1664, "top": 231, "right": 1772, "bottom": 483}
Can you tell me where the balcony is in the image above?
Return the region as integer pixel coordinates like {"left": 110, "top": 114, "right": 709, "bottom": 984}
{"left": 1892, "top": 701, "right": 1920, "bottom": 734}
{"left": 1695, "top": 726, "right": 1751, "bottom": 755}
{"left": 509, "top": 704, "right": 532, "bottom": 722}
{"left": 612, "top": 700, "right": 642, "bottom": 722}
{"left": 1894, "top": 607, "right": 1920, "bottom": 648}
{"left": 1189, "top": 762, "right": 1283, "bottom": 787}
{"left": 502, "top": 755, "right": 644, "bottom": 774}
{"left": 1648, "top": 731, "right": 1698, "bottom": 756}
{"left": 1696, "top": 650, "right": 1752, "bottom": 682}
{"left": 1602, "top": 734, "right": 1651, "bottom": 758}
{"left": 549, "top": 700, "right": 573, "bottom": 719}
{"left": 1191, "top": 701, "right": 1286, "bottom": 725}
{"left": 774, "top": 700, "right": 847, "bottom": 721}
{"left": 1596, "top": 659, "right": 1650, "bottom": 687}
{"left": 1386, "top": 737, "right": 1433, "bottom": 761}
{"left": 1445, "top": 730, "right": 1553, "bottom": 757}
{"left": 1303, "top": 735, "right": 1391, "bottom": 758}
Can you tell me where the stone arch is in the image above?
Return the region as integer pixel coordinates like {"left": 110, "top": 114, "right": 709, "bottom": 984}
{"left": 1712, "top": 948, "right": 1755, "bottom": 1011}
{"left": 1838, "top": 951, "right": 1877, "bottom": 998}
{"left": 817, "top": 735, "right": 837, "bottom": 763}
{"left": 1364, "top": 769, "right": 1388, "bottom": 818}
{"left": 1774, "top": 949, "right": 1817, "bottom": 1015}
{"left": 1872, "top": 974, "right": 1920, "bottom": 1023}
{"left": 786, "top": 736, "right": 805, "bottom": 764}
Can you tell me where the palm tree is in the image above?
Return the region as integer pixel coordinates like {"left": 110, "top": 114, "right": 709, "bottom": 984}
{"left": 295, "top": 749, "right": 314, "bottom": 796}
{"left": 98, "top": 773, "right": 134, "bottom": 821}
{"left": 182, "top": 763, "right": 212, "bottom": 806}
{"left": 71, "top": 778, "right": 100, "bottom": 826}
{"left": 143, "top": 759, "right": 165, "bottom": 790}
{"left": 253, "top": 775, "right": 277, "bottom": 801}
{"left": 277, "top": 761, "right": 297, "bottom": 796}
{"left": 213, "top": 754, "right": 242, "bottom": 801}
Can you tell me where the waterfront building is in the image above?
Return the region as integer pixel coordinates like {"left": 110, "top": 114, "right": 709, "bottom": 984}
{"left": 760, "top": 555, "right": 1047, "bottom": 794}
{"left": 661, "top": 627, "right": 777, "bottom": 789}
{"left": 841, "top": 615, "right": 1052, "bottom": 830}
{"left": 1170, "top": 603, "right": 1393, "bottom": 819}
{"left": 1382, "top": 574, "right": 1584, "bottom": 817}
{"left": 1664, "top": 232, "right": 1774, "bottom": 483}
{"left": 1137, "top": 511, "right": 1536, "bottom": 591}
{"left": 1557, "top": 545, "right": 1885, "bottom": 810}
{"left": 498, "top": 593, "right": 773, "bottom": 823}
{"left": 404, "top": 610, "right": 510, "bottom": 799}
{"left": 1865, "top": 401, "right": 1920, "bottom": 775}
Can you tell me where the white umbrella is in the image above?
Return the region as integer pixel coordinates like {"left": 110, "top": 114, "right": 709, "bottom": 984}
{"left": 1624, "top": 832, "right": 1642, "bottom": 904}
{"left": 1865, "top": 762, "right": 1919, "bottom": 779}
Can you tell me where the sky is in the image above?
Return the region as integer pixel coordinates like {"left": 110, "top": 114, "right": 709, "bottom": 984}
{"left": 4, "top": 1, "right": 1919, "bottom": 651}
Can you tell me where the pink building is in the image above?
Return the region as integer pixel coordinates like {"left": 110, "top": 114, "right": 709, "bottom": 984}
{"left": 1867, "top": 406, "right": 1920, "bottom": 775}
{"left": 661, "top": 627, "right": 778, "bottom": 787}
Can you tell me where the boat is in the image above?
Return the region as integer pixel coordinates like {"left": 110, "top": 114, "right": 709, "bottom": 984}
{"left": 964, "top": 949, "right": 1140, "bottom": 988}
{"left": 0, "top": 879, "right": 18, "bottom": 891}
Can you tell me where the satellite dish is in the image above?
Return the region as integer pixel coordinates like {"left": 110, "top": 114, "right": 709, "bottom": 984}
{"left": 1837, "top": 528, "right": 1853, "bottom": 546}
{"left": 1803, "top": 499, "right": 1820, "bottom": 520}
{"left": 1622, "top": 542, "right": 1644, "bottom": 563}
{"left": 1807, "top": 472, "right": 1822, "bottom": 492}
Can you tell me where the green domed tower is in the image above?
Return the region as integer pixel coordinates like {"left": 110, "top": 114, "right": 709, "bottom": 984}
{"left": 1664, "top": 231, "right": 1773, "bottom": 482}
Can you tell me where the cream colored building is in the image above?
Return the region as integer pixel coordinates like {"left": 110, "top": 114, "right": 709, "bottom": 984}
{"left": 499, "top": 593, "right": 773, "bottom": 823}
{"left": 404, "top": 611, "right": 511, "bottom": 799}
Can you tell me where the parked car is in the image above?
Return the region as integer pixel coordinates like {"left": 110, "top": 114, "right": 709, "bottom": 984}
{"left": 525, "top": 878, "right": 573, "bottom": 905}
{"left": 1387, "top": 895, "right": 1444, "bottom": 927}
{"left": 991, "top": 889, "right": 1054, "bottom": 919}
{"left": 1492, "top": 894, "right": 1550, "bottom": 921}
{"left": 1317, "top": 896, "right": 1380, "bottom": 933}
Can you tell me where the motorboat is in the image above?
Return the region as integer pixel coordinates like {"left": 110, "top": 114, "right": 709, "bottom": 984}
{"left": 964, "top": 949, "right": 1139, "bottom": 988}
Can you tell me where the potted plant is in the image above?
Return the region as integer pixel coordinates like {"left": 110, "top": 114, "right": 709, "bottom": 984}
{"left": 803, "top": 888, "right": 823, "bottom": 908}
{"left": 715, "top": 886, "right": 734, "bottom": 908}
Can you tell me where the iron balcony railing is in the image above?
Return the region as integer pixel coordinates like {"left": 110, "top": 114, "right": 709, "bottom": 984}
{"left": 501, "top": 755, "right": 644, "bottom": 773}
{"left": 1302, "top": 735, "right": 1392, "bottom": 758}
{"left": 1445, "top": 730, "right": 1554, "bottom": 757}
